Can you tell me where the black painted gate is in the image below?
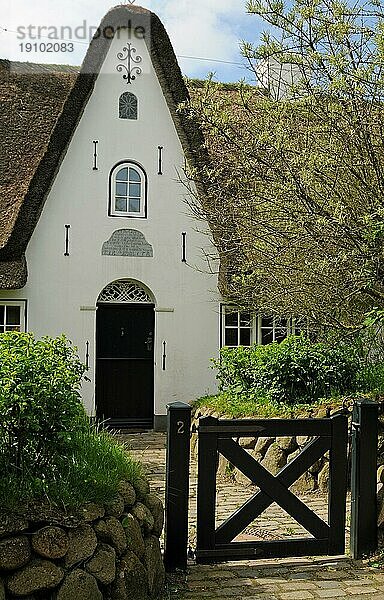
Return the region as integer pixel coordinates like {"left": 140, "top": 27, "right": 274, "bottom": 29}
{"left": 196, "top": 415, "right": 347, "bottom": 563}
{"left": 164, "top": 400, "right": 378, "bottom": 572}
{"left": 96, "top": 303, "right": 154, "bottom": 428}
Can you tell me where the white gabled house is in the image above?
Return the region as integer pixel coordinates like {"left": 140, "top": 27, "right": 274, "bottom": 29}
{"left": 0, "top": 5, "right": 221, "bottom": 429}
{"left": 0, "top": 4, "right": 300, "bottom": 429}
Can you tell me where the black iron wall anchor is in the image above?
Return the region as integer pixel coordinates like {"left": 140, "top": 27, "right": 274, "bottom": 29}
{"left": 158, "top": 146, "right": 163, "bottom": 175}
{"left": 164, "top": 402, "right": 192, "bottom": 572}
{"left": 64, "top": 225, "right": 70, "bottom": 256}
{"left": 350, "top": 398, "right": 378, "bottom": 559}
{"left": 93, "top": 140, "right": 99, "bottom": 171}
{"left": 181, "top": 232, "right": 187, "bottom": 263}
{"left": 85, "top": 341, "right": 90, "bottom": 370}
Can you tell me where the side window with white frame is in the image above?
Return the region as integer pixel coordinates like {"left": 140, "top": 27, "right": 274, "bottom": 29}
{"left": 222, "top": 306, "right": 253, "bottom": 347}
{"left": 109, "top": 162, "right": 147, "bottom": 218}
{"left": 221, "top": 305, "right": 306, "bottom": 347}
{"left": 0, "top": 301, "right": 26, "bottom": 332}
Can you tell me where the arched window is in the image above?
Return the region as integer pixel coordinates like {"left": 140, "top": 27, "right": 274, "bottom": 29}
{"left": 98, "top": 280, "right": 154, "bottom": 303}
{"left": 109, "top": 162, "right": 147, "bottom": 218}
{"left": 119, "top": 92, "right": 138, "bottom": 119}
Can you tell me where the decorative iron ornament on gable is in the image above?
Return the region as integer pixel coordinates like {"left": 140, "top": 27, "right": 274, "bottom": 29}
{"left": 117, "top": 43, "right": 142, "bottom": 84}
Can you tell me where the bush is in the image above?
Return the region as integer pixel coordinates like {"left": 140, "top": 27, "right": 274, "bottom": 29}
{"left": 0, "top": 332, "right": 87, "bottom": 475}
{"left": 213, "top": 335, "right": 361, "bottom": 404}
{"left": 0, "top": 332, "right": 142, "bottom": 508}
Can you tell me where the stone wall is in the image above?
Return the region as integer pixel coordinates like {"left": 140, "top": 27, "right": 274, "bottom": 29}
{"left": 0, "top": 478, "right": 165, "bottom": 600}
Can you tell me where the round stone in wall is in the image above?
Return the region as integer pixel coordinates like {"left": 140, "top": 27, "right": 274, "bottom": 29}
{"left": 85, "top": 543, "right": 116, "bottom": 585}
{"left": 32, "top": 526, "right": 69, "bottom": 559}
{"left": 0, "top": 536, "right": 31, "bottom": 570}
{"left": 6, "top": 559, "right": 64, "bottom": 596}
{"left": 56, "top": 569, "right": 102, "bottom": 600}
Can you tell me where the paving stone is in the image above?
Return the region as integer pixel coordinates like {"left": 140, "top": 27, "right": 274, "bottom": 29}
{"left": 280, "top": 592, "right": 314, "bottom": 599}
{"left": 278, "top": 582, "right": 318, "bottom": 591}
{"left": 313, "top": 590, "right": 347, "bottom": 598}
{"left": 314, "top": 581, "right": 343, "bottom": 589}
{"left": 344, "top": 585, "right": 379, "bottom": 594}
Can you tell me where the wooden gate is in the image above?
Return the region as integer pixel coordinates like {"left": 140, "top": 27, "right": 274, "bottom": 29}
{"left": 195, "top": 415, "right": 348, "bottom": 563}
{"left": 164, "top": 400, "right": 378, "bottom": 572}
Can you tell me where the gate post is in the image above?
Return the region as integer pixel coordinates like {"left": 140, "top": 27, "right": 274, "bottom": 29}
{"left": 164, "top": 401, "right": 192, "bottom": 572}
{"left": 350, "top": 398, "right": 378, "bottom": 559}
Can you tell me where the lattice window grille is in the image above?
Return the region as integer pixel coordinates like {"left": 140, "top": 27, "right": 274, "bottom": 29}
{"left": 119, "top": 92, "right": 138, "bottom": 119}
{"left": 98, "top": 281, "right": 152, "bottom": 303}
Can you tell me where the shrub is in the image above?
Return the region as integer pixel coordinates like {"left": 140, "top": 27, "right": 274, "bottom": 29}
{"left": 213, "top": 335, "right": 361, "bottom": 404}
{"left": 0, "top": 332, "right": 87, "bottom": 476}
{"left": 0, "top": 332, "right": 143, "bottom": 509}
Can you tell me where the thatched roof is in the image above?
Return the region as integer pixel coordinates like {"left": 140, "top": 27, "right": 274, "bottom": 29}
{"left": 0, "top": 4, "right": 206, "bottom": 288}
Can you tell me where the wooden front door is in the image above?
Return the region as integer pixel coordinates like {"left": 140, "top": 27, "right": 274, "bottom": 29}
{"left": 96, "top": 303, "right": 155, "bottom": 428}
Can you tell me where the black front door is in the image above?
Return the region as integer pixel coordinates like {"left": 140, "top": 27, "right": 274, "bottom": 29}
{"left": 96, "top": 304, "right": 155, "bottom": 428}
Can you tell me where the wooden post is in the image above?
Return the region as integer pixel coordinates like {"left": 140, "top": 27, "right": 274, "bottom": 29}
{"left": 164, "top": 402, "right": 191, "bottom": 572}
{"left": 350, "top": 398, "right": 378, "bottom": 559}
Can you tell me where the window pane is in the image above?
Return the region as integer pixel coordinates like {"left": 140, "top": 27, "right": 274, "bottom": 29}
{"left": 240, "top": 312, "right": 251, "bottom": 327}
{"left": 0, "top": 325, "right": 4, "bottom": 333}
{"left": 129, "top": 168, "right": 141, "bottom": 182}
{"left": 129, "top": 198, "right": 141, "bottom": 213}
{"left": 240, "top": 328, "right": 251, "bottom": 346}
{"left": 6, "top": 325, "right": 20, "bottom": 331}
{"left": 0, "top": 306, "right": 4, "bottom": 325}
{"left": 294, "top": 319, "right": 306, "bottom": 336}
{"left": 275, "top": 328, "right": 287, "bottom": 343}
{"left": 225, "top": 310, "right": 238, "bottom": 327}
{"left": 275, "top": 317, "right": 288, "bottom": 328}
{"left": 129, "top": 183, "right": 141, "bottom": 197}
{"left": 116, "top": 168, "right": 128, "bottom": 181}
{"left": 225, "top": 328, "right": 238, "bottom": 346}
{"left": 261, "top": 316, "right": 273, "bottom": 328}
{"left": 6, "top": 306, "right": 20, "bottom": 325}
{"left": 115, "top": 197, "right": 127, "bottom": 212}
{"left": 116, "top": 182, "right": 128, "bottom": 196}
{"left": 261, "top": 329, "right": 273, "bottom": 344}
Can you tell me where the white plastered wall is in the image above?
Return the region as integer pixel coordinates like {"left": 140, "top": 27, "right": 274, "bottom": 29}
{"left": 1, "top": 28, "right": 220, "bottom": 418}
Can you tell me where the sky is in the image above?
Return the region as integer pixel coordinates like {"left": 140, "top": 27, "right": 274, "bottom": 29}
{"left": 0, "top": 0, "right": 263, "bottom": 82}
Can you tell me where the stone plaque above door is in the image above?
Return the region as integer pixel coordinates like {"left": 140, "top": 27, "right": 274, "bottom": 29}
{"left": 102, "top": 229, "right": 153, "bottom": 257}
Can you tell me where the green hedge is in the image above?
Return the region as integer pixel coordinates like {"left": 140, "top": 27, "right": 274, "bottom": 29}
{"left": 213, "top": 335, "right": 361, "bottom": 404}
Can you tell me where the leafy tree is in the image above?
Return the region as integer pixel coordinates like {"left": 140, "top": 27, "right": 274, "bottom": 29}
{"left": 186, "top": 0, "right": 384, "bottom": 332}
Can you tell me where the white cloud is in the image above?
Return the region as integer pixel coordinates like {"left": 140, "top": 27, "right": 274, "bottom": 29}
{"left": 151, "top": 0, "right": 247, "bottom": 68}
{"left": 0, "top": 0, "right": 249, "bottom": 79}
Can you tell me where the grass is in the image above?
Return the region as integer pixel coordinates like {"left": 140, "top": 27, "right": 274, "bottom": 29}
{"left": 0, "top": 424, "right": 143, "bottom": 510}
{"left": 192, "top": 391, "right": 364, "bottom": 419}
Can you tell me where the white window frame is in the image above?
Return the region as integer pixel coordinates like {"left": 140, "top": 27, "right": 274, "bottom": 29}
{"left": 221, "top": 305, "right": 307, "bottom": 348}
{"left": 0, "top": 300, "right": 27, "bottom": 333}
{"left": 109, "top": 162, "right": 147, "bottom": 218}
{"left": 221, "top": 305, "right": 255, "bottom": 348}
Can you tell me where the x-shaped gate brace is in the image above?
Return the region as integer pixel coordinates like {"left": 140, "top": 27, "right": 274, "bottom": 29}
{"left": 196, "top": 415, "right": 348, "bottom": 563}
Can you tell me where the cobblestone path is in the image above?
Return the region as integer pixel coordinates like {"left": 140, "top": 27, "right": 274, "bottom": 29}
{"left": 119, "top": 431, "right": 384, "bottom": 599}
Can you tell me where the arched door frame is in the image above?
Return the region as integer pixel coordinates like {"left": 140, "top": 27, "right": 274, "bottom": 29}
{"left": 95, "top": 279, "right": 156, "bottom": 428}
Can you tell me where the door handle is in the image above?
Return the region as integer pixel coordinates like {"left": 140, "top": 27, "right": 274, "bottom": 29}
{"left": 145, "top": 332, "right": 153, "bottom": 351}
